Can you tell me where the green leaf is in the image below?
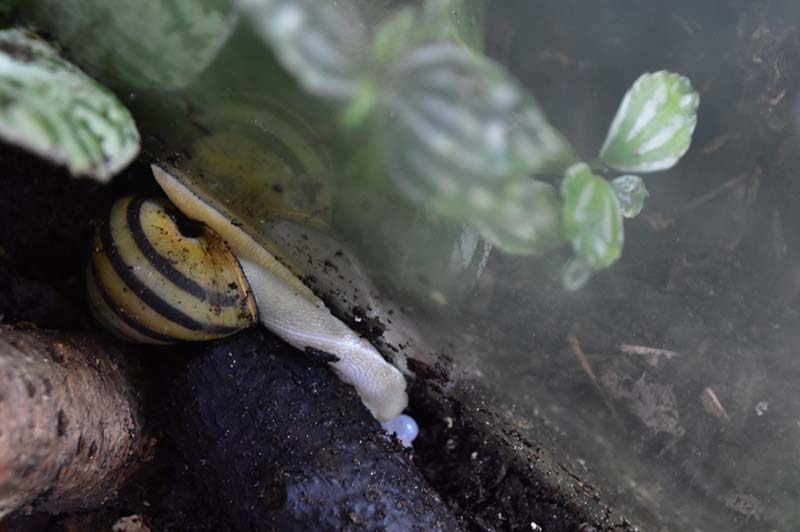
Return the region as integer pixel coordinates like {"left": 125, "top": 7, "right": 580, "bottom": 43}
{"left": 449, "top": 0, "right": 485, "bottom": 52}
{"left": 473, "top": 178, "right": 564, "bottom": 255}
{"left": 385, "top": 43, "right": 575, "bottom": 219}
{"left": 371, "top": 0, "right": 482, "bottom": 65}
{"left": 600, "top": 71, "right": 699, "bottom": 173}
{"left": 371, "top": 7, "right": 418, "bottom": 65}
{"left": 239, "top": 0, "right": 368, "bottom": 101}
{"left": 449, "top": 224, "right": 492, "bottom": 277}
{"left": 562, "top": 258, "right": 593, "bottom": 291}
{"left": 611, "top": 174, "right": 649, "bottom": 218}
{"left": 340, "top": 80, "right": 379, "bottom": 128}
{"left": 0, "top": 29, "right": 139, "bottom": 180}
{"left": 371, "top": 1, "right": 452, "bottom": 65}
{"left": 561, "top": 163, "right": 623, "bottom": 269}
{"left": 21, "top": 0, "right": 237, "bottom": 90}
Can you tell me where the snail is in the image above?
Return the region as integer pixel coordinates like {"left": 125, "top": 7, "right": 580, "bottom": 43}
{"left": 87, "top": 163, "right": 408, "bottom": 423}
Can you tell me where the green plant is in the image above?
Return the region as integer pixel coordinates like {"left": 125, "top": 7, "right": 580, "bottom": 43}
{"left": 239, "top": 0, "right": 699, "bottom": 289}
{"left": 0, "top": 28, "right": 140, "bottom": 180}
{"left": 9, "top": 0, "right": 699, "bottom": 291}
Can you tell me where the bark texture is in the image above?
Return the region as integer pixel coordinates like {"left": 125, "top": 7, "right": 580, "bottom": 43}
{"left": 0, "top": 325, "right": 148, "bottom": 517}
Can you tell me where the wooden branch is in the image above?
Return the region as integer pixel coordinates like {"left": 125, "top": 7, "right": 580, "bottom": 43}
{"left": 0, "top": 325, "right": 149, "bottom": 517}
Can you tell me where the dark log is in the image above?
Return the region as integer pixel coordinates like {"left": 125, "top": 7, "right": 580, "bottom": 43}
{"left": 0, "top": 325, "right": 149, "bottom": 517}
{"left": 167, "top": 328, "right": 461, "bottom": 532}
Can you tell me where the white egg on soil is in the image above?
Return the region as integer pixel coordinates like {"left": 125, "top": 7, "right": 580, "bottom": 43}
{"left": 381, "top": 414, "right": 419, "bottom": 448}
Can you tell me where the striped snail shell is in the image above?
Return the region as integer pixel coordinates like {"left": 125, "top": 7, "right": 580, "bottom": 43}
{"left": 86, "top": 195, "right": 257, "bottom": 344}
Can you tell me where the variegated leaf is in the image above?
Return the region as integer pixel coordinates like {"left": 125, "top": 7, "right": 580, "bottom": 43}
{"left": 600, "top": 71, "right": 699, "bottom": 173}
{"left": 449, "top": 0, "right": 485, "bottom": 52}
{"left": 562, "top": 259, "right": 593, "bottom": 292}
{"left": 611, "top": 174, "right": 649, "bottom": 218}
{"left": 371, "top": 0, "right": 482, "bottom": 65}
{"left": 561, "top": 163, "right": 623, "bottom": 269}
{"left": 0, "top": 29, "right": 139, "bottom": 180}
{"left": 371, "top": 7, "right": 419, "bottom": 65}
{"left": 239, "top": 0, "right": 368, "bottom": 101}
{"left": 371, "top": 1, "right": 449, "bottom": 65}
{"left": 385, "top": 42, "right": 574, "bottom": 220}
{"left": 473, "top": 178, "right": 563, "bottom": 255}
{"left": 449, "top": 224, "right": 492, "bottom": 277}
{"left": 22, "top": 0, "right": 237, "bottom": 90}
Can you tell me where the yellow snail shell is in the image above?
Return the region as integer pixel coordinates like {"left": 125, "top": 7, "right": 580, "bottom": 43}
{"left": 86, "top": 196, "right": 257, "bottom": 344}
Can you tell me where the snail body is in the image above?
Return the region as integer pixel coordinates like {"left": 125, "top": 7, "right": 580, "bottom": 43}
{"left": 88, "top": 164, "right": 408, "bottom": 422}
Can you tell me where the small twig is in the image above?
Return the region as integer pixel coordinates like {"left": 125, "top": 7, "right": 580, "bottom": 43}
{"left": 619, "top": 344, "right": 680, "bottom": 358}
{"left": 568, "top": 334, "right": 599, "bottom": 382}
{"left": 700, "top": 131, "right": 738, "bottom": 154}
{"left": 567, "top": 335, "right": 626, "bottom": 432}
{"left": 680, "top": 172, "right": 751, "bottom": 214}
{"left": 700, "top": 386, "right": 732, "bottom": 423}
{"left": 537, "top": 49, "right": 586, "bottom": 69}
{"left": 768, "top": 87, "right": 787, "bottom": 106}
{"left": 620, "top": 344, "right": 680, "bottom": 366}
{"left": 671, "top": 14, "right": 697, "bottom": 37}
{"left": 640, "top": 212, "right": 674, "bottom": 232}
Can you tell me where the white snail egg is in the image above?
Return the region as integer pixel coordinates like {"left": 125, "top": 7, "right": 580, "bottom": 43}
{"left": 381, "top": 414, "right": 419, "bottom": 448}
